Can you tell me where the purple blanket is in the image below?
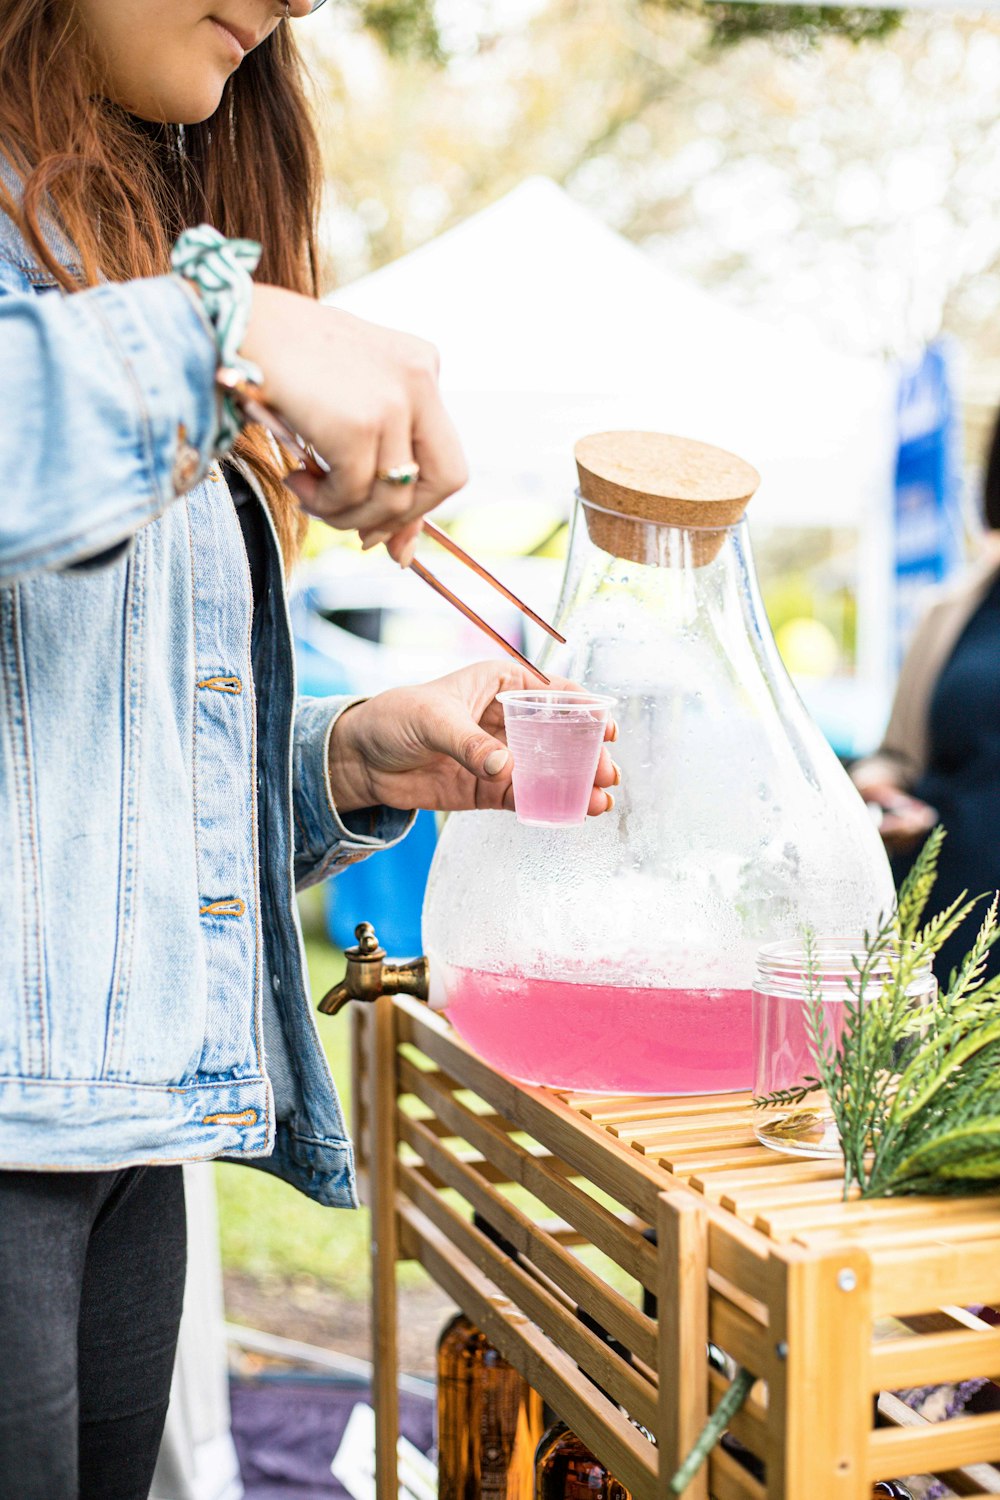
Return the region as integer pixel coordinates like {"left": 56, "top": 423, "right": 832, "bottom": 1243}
{"left": 230, "top": 1378, "right": 435, "bottom": 1500}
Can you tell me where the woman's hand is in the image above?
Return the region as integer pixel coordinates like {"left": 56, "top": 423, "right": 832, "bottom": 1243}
{"left": 241, "top": 286, "right": 466, "bottom": 561}
{"left": 327, "top": 663, "right": 620, "bottom": 817}
{"left": 861, "top": 780, "right": 938, "bottom": 853}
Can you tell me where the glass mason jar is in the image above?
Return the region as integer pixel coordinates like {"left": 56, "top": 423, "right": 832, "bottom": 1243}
{"left": 753, "top": 939, "right": 936, "bottom": 1157}
{"left": 423, "top": 432, "right": 894, "bottom": 1095}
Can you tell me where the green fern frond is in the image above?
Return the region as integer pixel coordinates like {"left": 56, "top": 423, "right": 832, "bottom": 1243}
{"left": 941, "top": 894, "right": 1000, "bottom": 1008}
{"left": 895, "top": 826, "right": 946, "bottom": 942}
{"left": 888, "top": 1017, "right": 1000, "bottom": 1127}
{"left": 753, "top": 1079, "right": 823, "bottom": 1110}
{"left": 880, "top": 1121, "right": 1000, "bottom": 1188}
{"left": 915, "top": 892, "right": 980, "bottom": 968}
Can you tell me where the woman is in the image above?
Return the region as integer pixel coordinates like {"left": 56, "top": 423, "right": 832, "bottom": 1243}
{"left": 853, "top": 406, "right": 1000, "bottom": 984}
{"left": 0, "top": 3, "right": 618, "bottom": 1494}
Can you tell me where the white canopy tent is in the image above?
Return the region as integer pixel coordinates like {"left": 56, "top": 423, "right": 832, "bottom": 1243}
{"left": 328, "top": 178, "right": 895, "bottom": 522}
{"left": 326, "top": 177, "right": 900, "bottom": 739}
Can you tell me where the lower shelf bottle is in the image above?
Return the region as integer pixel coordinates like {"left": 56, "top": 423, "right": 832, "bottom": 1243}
{"left": 534, "top": 1309, "right": 635, "bottom": 1500}
{"left": 534, "top": 1420, "right": 632, "bottom": 1500}
{"left": 437, "top": 1313, "right": 544, "bottom": 1500}
{"left": 436, "top": 1215, "right": 545, "bottom": 1500}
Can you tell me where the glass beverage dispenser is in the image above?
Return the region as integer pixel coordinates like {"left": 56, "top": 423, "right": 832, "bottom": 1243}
{"left": 422, "top": 432, "right": 894, "bottom": 1094}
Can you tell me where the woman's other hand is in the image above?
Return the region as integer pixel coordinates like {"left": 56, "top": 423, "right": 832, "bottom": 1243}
{"left": 862, "top": 780, "right": 939, "bottom": 853}
{"left": 241, "top": 286, "right": 467, "bottom": 556}
{"left": 327, "top": 663, "right": 620, "bottom": 817}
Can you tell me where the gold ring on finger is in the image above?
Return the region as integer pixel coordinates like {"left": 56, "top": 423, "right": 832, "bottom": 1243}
{"left": 375, "top": 462, "right": 420, "bottom": 486}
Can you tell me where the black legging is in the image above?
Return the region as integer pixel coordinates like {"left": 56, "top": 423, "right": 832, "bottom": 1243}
{"left": 0, "top": 1165, "right": 186, "bottom": 1500}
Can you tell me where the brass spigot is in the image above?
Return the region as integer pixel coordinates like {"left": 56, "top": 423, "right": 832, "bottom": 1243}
{"left": 318, "top": 921, "right": 430, "bottom": 1017}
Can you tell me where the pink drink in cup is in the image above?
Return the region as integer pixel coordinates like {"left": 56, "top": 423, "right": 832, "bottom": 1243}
{"left": 497, "top": 690, "right": 614, "bottom": 828}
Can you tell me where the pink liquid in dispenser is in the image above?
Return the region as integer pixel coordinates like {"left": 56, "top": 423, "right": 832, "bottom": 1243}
{"left": 445, "top": 966, "right": 753, "bottom": 1094}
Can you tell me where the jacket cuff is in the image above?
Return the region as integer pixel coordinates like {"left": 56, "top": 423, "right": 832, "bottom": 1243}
{"left": 0, "top": 274, "right": 220, "bottom": 582}
{"left": 293, "top": 696, "right": 416, "bottom": 889}
{"left": 87, "top": 274, "right": 219, "bottom": 499}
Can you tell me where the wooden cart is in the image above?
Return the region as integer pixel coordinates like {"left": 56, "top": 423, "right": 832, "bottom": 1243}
{"left": 350, "top": 990, "right": 1000, "bottom": 1500}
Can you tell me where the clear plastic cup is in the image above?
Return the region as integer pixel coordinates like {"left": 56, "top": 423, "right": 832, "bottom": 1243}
{"left": 497, "top": 690, "right": 615, "bottom": 828}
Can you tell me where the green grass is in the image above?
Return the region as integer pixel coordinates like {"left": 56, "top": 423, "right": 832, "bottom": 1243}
{"left": 215, "top": 929, "right": 378, "bottom": 1296}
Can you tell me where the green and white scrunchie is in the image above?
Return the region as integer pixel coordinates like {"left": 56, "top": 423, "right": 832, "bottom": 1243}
{"left": 171, "top": 224, "right": 263, "bottom": 452}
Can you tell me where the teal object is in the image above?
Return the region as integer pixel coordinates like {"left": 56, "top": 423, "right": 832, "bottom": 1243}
{"left": 325, "top": 809, "right": 437, "bottom": 956}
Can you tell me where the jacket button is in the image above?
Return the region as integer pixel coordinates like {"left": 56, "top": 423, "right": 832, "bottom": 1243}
{"left": 172, "top": 425, "right": 202, "bottom": 494}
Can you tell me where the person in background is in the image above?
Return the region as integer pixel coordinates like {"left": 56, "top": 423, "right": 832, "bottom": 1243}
{"left": 852, "top": 406, "right": 1000, "bottom": 983}
{"left": 0, "top": 3, "right": 618, "bottom": 1494}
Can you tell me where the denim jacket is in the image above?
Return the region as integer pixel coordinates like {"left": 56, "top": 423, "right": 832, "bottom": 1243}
{"left": 0, "top": 186, "right": 411, "bottom": 1206}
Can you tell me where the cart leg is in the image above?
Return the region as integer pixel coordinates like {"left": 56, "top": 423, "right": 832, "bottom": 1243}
{"left": 657, "top": 1190, "right": 709, "bottom": 1500}
{"left": 768, "top": 1243, "right": 871, "bottom": 1499}
{"left": 370, "top": 994, "right": 400, "bottom": 1500}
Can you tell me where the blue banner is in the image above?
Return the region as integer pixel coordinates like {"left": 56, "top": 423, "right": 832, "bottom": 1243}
{"left": 893, "top": 341, "right": 964, "bottom": 662}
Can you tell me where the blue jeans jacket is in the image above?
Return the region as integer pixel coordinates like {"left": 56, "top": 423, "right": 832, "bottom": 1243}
{"left": 0, "top": 190, "right": 410, "bottom": 1205}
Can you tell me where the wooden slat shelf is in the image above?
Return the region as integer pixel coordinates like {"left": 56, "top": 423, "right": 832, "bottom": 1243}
{"left": 352, "top": 994, "right": 1000, "bottom": 1499}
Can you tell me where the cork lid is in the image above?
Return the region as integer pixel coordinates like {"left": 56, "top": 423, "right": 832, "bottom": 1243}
{"left": 574, "top": 432, "right": 761, "bottom": 565}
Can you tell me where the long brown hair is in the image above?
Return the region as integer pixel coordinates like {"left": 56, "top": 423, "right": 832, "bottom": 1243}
{"left": 0, "top": 0, "right": 318, "bottom": 566}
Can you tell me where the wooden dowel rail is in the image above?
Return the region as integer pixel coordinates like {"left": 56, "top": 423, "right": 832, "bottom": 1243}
{"left": 660, "top": 1145, "right": 777, "bottom": 1175}
{"left": 707, "top": 1296, "right": 773, "bottom": 1386}
{"left": 621, "top": 1115, "right": 762, "bottom": 1147}
{"left": 869, "top": 1414, "right": 1000, "bottom": 1480}
{"left": 396, "top": 1160, "right": 660, "bottom": 1436}
{"left": 871, "top": 1327, "right": 1000, "bottom": 1390}
{"left": 796, "top": 1215, "right": 1000, "bottom": 1249}
{"left": 395, "top": 1001, "right": 668, "bottom": 1221}
{"left": 692, "top": 1161, "right": 843, "bottom": 1196}
{"left": 397, "top": 1054, "right": 659, "bottom": 1291}
{"left": 396, "top": 1109, "right": 658, "bottom": 1370}
{"left": 868, "top": 1242, "right": 1000, "bottom": 1318}
{"left": 756, "top": 1192, "right": 1000, "bottom": 1240}
{"left": 877, "top": 1391, "right": 1000, "bottom": 1496}
{"left": 706, "top": 1222, "right": 771, "bottom": 1308}
{"left": 579, "top": 1093, "right": 754, "bottom": 1125}
{"left": 708, "top": 1443, "right": 768, "bottom": 1500}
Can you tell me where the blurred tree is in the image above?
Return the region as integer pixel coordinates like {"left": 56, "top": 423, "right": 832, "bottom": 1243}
{"left": 310, "top": 1, "right": 1000, "bottom": 390}
{"left": 357, "top": 0, "right": 444, "bottom": 60}
{"left": 697, "top": 3, "right": 899, "bottom": 48}
{"left": 352, "top": 0, "right": 899, "bottom": 59}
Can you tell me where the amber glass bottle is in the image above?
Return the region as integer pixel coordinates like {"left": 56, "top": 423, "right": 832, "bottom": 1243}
{"left": 437, "top": 1218, "right": 544, "bottom": 1500}
{"left": 437, "top": 1312, "right": 544, "bottom": 1500}
{"left": 534, "top": 1421, "right": 632, "bottom": 1500}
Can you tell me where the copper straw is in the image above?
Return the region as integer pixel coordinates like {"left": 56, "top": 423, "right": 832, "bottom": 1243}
{"left": 217, "top": 369, "right": 557, "bottom": 683}
{"left": 421, "top": 521, "right": 565, "bottom": 646}
{"left": 409, "top": 560, "right": 550, "bottom": 683}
